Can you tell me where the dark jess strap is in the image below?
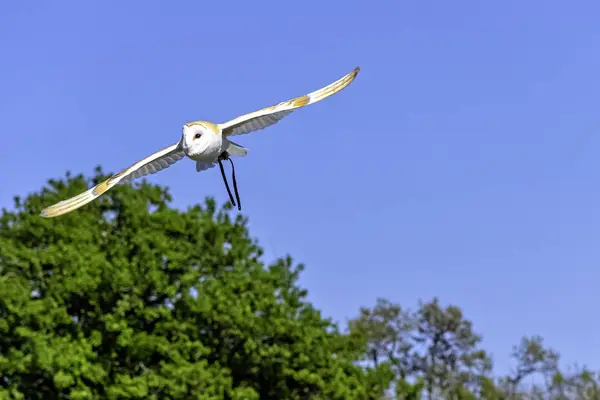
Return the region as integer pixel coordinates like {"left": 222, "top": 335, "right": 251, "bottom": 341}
{"left": 218, "top": 152, "right": 242, "bottom": 211}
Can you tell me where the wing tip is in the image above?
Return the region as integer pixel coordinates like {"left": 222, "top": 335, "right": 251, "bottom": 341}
{"left": 349, "top": 66, "right": 360, "bottom": 81}
{"left": 39, "top": 207, "right": 61, "bottom": 218}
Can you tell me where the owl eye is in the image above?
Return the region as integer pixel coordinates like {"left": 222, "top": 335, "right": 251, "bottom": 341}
{"left": 194, "top": 133, "right": 201, "bottom": 139}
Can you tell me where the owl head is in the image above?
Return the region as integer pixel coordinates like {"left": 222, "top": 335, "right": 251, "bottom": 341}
{"left": 181, "top": 121, "right": 222, "bottom": 157}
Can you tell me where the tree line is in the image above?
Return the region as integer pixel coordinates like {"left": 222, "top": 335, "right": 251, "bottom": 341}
{"left": 0, "top": 169, "right": 597, "bottom": 399}
{"left": 350, "top": 297, "right": 598, "bottom": 399}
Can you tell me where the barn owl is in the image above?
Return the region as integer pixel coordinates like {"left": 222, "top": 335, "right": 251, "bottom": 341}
{"left": 40, "top": 66, "right": 360, "bottom": 218}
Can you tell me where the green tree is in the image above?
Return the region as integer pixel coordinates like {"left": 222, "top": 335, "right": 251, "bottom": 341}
{"left": 0, "top": 169, "right": 372, "bottom": 399}
{"left": 500, "top": 335, "right": 559, "bottom": 398}
{"left": 348, "top": 298, "right": 495, "bottom": 400}
{"left": 347, "top": 298, "right": 428, "bottom": 399}
{"left": 348, "top": 298, "right": 600, "bottom": 400}
{"left": 411, "top": 298, "right": 490, "bottom": 399}
{"left": 564, "top": 367, "right": 600, "bottom": 399}
{"left": 348, "top": 298, "right": 414, "bottom": 379}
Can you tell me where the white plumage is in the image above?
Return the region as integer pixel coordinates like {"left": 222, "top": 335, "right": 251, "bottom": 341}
{"left": 40, "top": 66, "right": 360, "bottom": 218}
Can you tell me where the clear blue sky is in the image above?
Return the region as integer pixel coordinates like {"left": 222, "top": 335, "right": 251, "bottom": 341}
{"left": 2, "top": 1, "right": 600, "bottom": 376}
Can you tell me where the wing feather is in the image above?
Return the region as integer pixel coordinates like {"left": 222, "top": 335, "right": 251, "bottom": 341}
{"left": 40, "top": 142, "right": 184, "bottom": 218}
{"left": 220, "top": 66, "right": 360, "bottom": 137}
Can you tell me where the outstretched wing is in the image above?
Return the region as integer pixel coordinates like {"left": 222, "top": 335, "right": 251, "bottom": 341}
{"left": 40, "top": 142, "right": 184, "bottom": 218}
{"left": 219, "top": 66, "right": 360, "bottom": 137}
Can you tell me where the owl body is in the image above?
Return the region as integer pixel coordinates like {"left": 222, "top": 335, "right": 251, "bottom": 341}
{"left": 39, "top": 66, "right": 360, "bottom": 218}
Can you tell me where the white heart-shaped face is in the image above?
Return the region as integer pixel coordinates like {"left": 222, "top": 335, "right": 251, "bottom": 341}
{"left": 181, "top": 122, "right": 221, "bottom": 159}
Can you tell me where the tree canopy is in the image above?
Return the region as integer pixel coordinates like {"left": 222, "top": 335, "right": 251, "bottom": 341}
{"left": 348, "top": 297, "right": 600, "bottom": 399}
{"left": 0, "top": 169, "right": 379, "bottom": 399}
{"left": 0, "top": 168, "right": 598, "bottom": 399}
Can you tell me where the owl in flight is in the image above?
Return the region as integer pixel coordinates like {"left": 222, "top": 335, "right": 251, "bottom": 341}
{"left": 40, "top": 66, "right": 360, "bottom": 218}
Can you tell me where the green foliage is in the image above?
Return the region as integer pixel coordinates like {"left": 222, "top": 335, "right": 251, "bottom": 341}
{"left": 348, "top": 298, "right": 600, "bottom": 400}
{"left": 2, "top": 168, "right": 600, "bottom": 399}
{"left": 0, "top": 169, "right": 372, "bottom": 399}
{"left": 395, "top": 377, "right": 424, "bottom": 400}
{"left": 348, "top": 297, "right": 492, "bottom": 399}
